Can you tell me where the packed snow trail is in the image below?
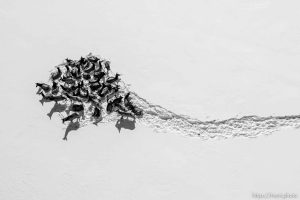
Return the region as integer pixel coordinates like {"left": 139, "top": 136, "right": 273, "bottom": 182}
{"left": 127, "top": 92, "right": 300, "bottom": 139}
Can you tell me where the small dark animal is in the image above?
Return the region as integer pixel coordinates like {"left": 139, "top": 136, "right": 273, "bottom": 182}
{"left": 51, "top": 67, "right": 62, "bottom": 80}
{"left": 83, "top": 62, "right": 96, "bottom": 73}
{"left": 62, "top": 113, "right": 80, "bottom": 124}
{"left": 128, "top": 104, "right": 143, "bottom": 117}
{"left": 90, "top": 83, "right": 102, "bottom": 91}
{"left": 98, "top": 88, "right": 110, "bottom": 98}
{"left": 110, "top": 85, "right": 120, "bottom": 94}
{"left": 70, "top": 104, "right": 84, "bottom": 112}
{"left": 92, "top": 107, "right": 101, "bottom": 118}
{"left": 82, "top": 60, "right": 90, "bottom": 70}
{"left": 60, "top": 85, "right": 74, "bottom": 93}
{"left": 65, "top": 64, "right": 71, "bottom": 72}
{"left": 112, "top": 96, "right": 123, "bottom": 105}
{"left": 94, "top": 72, "right": 106, "bottom": 80}
{"left": 96, "top": 60, "right": 103, "bottom": 72}
{"left": 61, "top": 76, "right": 76, "bottom": 85}
{"left": 106, "top": 73, "right": 120, "bottom": 84}
{"left": 65, "top": 58, "right": 76, "bottom": 68}
{"left": 97, "top": 83, "right": 112, "bottom": 95}
{"left": 51, "top": 81, "right": 59, "bottom": 95}
{"left": 70, "top": 69, "right": 81, "bottom": 80}
{"left": 123, "top": 93, "right": 143, "bottom": 117}
{"left": 89, "top": 77, "right": 100, "bottom": 85}
{"left": 124, "top": 92, "right": 131, "bottom": 107}
{"left": 78, "top": 57, "right": 86, "bottom": 65}
{"left": 65, "top": 58, "right": 73, "bottom": 65}
{"left": 104, "top": 60, "right": 111, "bottom": 71}
{"left": 124, "top": 92, "right": 130, "bottom": 101}
{"left": 106, "top": 101, "right": 114, "bottom": 113}
{"left": 88, "top": 56, "right": 100, "bottom": 63}
{"left": 106, "top": 87, "right": 120, "bottom": 101}
{"left": 64, "top": 93, "right": 82, "bottom": 102}
{"left": 40, "top": 92, "right": 66, "bottom": 103}
{"left": 52, "top": 81, "right": 58, "bottom": 88}
{"left": 82, "top": 73, "right": 91, "bottom": 80}
{"left": 75, "top": 63, "right": 81, "bottom": 73}
{"left": 36, "top": 83, "right": 51, "bottom": 93}
{"left": 88, "top": 95, "right": 101, "bottom": 107}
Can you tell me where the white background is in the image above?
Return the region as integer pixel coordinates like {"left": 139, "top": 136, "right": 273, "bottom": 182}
{"left": 0, "top": 0, "right": 299, "bottom": 199}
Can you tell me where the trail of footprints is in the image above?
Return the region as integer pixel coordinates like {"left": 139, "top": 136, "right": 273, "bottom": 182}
{"left": 129, "top": 92, "right": 300, "bottom": 139}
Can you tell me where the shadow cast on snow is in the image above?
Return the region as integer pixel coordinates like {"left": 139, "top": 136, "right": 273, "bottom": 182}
{"left": 63, "top": 120, "right": 80, "bottom": 140}
{"left": 47, "top": 102, "right": 68, "bottom": 119}
{"left": 115, "top": 117, "right": 136, "bottom": 133}
{"left": 62, "top": 111, "right": 87, "bottom": 140}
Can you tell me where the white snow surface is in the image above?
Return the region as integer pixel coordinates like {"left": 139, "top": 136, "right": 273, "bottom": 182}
{"left": 0, "top": 0, "right": 300, "bottom": 199}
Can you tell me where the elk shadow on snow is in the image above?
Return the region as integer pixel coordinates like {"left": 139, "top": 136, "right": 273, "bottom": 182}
{"left": 62, "top": 110, "right": 87, "bottom": 140}
{"left": 47, "top": 102, "right": 68, "bottom": 119}
{"left": 115, "top": 117, "right": 136, "bottom": 133}
{"left": 63, "top": 120, "right": 80, "bottom": 140}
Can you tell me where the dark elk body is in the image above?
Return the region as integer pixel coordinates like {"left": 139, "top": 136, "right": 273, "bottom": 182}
{"left": 51, "top": 67, "right": 62, "bottom": 81}
{"left": 36, "top": 83, "right": 51, "bottom": 93}
{"left": 92, "top": 107, "right": 101, "bottom": 118}
{"left": 70, "top": 104, "right": 84, "bottom": 112}
{"left": 106, "top": 73, "right": 120, "bottom": 84}
{"left": 39, "top": 92, "right": 66, "bottom": 102}
{"left": 62, "top": 113, "right": 80, "bottom": 124}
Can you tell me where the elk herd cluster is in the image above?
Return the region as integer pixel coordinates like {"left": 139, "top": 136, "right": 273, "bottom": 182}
{"left": 36, "top": 54, "right": 143, "bottom": 126}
